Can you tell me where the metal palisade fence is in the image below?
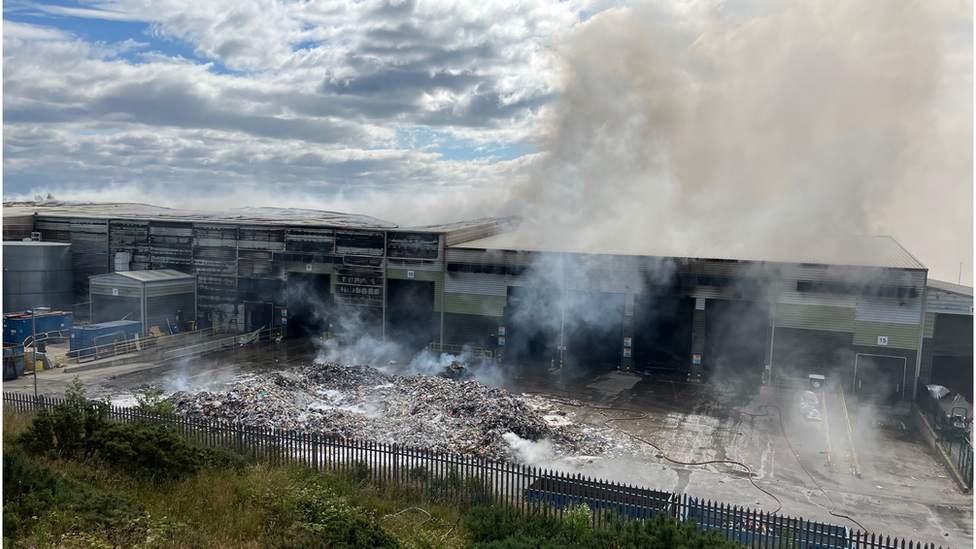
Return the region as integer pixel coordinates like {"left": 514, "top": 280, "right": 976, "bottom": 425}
{"left": 914, "top": 389, "right": 974, "bottom": 490}
{"left": 2, "top": 392, "right": 949, "bottom": 549}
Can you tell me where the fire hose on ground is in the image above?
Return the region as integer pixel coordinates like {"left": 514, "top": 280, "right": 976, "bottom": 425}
{"left": 528, "top": 391, "right": 869, "bottom": 534}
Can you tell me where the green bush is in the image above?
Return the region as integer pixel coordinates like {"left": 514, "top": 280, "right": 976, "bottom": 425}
{"left": 16, "top": 377, "right": 244, "bottom": 483}
{"left": 481, "top": 533, "right": 559, "bottom": 549}
{"left": 17, "top": 377, "right": 109, "bottom": 460}
{"left": 466, "top": 505, "right": 747, "bottom": 549}
{"left": 135, "top": 388, "right": 176, "bottom": 415}
{"left": 467, "top": 505, "right": 520, "bottom": 542}
{"left": 277, "top": 483, "right": 404, "bottom": 549}
{"left": 2, "top": 445, "right": 143, "bottom": 542}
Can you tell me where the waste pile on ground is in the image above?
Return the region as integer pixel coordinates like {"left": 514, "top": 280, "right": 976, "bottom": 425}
{"left": 167, "top": 362, "right": 625, "bottom": 462}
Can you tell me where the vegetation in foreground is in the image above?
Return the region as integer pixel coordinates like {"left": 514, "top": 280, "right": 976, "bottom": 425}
{"left": 3, "top": 379, "right": 746, "bottom": 548}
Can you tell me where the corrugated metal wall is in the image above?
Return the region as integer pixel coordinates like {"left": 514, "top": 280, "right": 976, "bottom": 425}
{"left": 926, "top": 289, "right": 973, "bottom": 315}
{"left": 109, "top": 220, "right": 150, "bottom": 271}
{"left": 192, "top": 224, "right": 239, "bottom": 331}
{"left": 149, "top": 222, "right": 193, "bottom": 271}
{"left": 855, "top": 297, "right": 922, "bottom": 324}
{"left": 3, "top": 215, "right": 34, "bottom": 241}
{"left": 68, "top": 220, "right": 110, "bottom": 312}
{"left": 90, "top": 294, "right": 141, "bottom": 324}
{"left": 852, "top": 322, "right": 920, "bottom": 349}
{"left": 918, "top": 337, "right": 934, "bottom": 384}
{"left": 34, "top": 217, "right": 71, "bottom": 242}
{"left": 775, "top": 303, "right": 854, "bottom": 332}
{"left": 335, "top": 230, "right": 384, "bottom": 256}
{"left": 443, "top": 293, "right": 506, "bottom": 317}
{"left": 239, "top": 226, "right": 285, "bottom": 279}
{"left": 147, "top": 293, "right": 196, "bottom": 334}
{"left": 690, "top": 307, "right": 705, "bottom": 373}
{"left": 932, "top": 314, "right": 974, "bottom": 357}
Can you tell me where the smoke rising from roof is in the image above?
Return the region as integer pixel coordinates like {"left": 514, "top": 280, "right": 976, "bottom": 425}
{"left": 509, "top": 0, "right": 972, "bottom": 281}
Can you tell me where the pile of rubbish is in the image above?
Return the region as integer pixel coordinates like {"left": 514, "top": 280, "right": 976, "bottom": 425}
{"left": 167, "top": 362, "right": 624, "bottom": 462}
{"left": 438, "top": 360, "right": 470, "bottom": 381}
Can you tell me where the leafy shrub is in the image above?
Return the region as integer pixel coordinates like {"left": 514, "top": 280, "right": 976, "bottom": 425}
{"left": 482, "top": 533, "right": 559, "bottom": 549}
{"left": 466, "top": 504, "right": 747, "bottom": 549}
{"left": 467, "top": 505, "right": 520, "bottom": 542}
{"left": 277, "top": 483, "right": 404, "bottom": 549}
{"left": 17, "top": 377, "right": 109, "bottom": 460}
{"left": 563, "top": 503, "right": 592, "bottom": 544}
{"left": 17, "top": 377, "right": 244, "bottom": 483}
{"left": 135, "top": 388, "right": 176, "bottom": 415}
{"left": 2, "top": 445, "right": 143, "bottom": 542}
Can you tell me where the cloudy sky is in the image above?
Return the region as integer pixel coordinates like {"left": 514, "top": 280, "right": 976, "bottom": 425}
{"left": 2, "top": 0, "right": 973, "bottom": 283}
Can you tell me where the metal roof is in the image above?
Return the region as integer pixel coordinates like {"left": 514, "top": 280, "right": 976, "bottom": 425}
{"left": 2, "top": 241, "right": 71, "bottom": 247}
{"left": 3, "top": 202, "right": 397, "bottom": 229}
{"left": 2, "top": 201, "right": 520, "bottom": 245}
{"left": 450, "top": 228, "right": 927, "bottom": 270}
{"left": 927, "top": 279, "right": 974, "bottom": 297}
{"left": 91, "top": 269, "right": 195, "bottom": 284}
{"left": 407, "top": 216, "right": 520, "bottom": 233}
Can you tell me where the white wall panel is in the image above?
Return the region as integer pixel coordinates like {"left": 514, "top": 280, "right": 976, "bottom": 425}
{"left": 855, "top": 297, "right": 922, "bottom": 325}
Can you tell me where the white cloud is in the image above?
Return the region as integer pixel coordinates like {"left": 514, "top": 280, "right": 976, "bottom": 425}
{"left": 2, "top": 19, "right": 73, "bottom": 40}
{"left": 35, "top": 4, "right": 146, "bottom": 22}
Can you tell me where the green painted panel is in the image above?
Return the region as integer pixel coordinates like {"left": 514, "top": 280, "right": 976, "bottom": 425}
{"left": 443, "top": 313, "right": 501, "bottom": 346}
{"left": 853, "top": 321, "right": 921, "bottom": 350}
{"left": 443, "top": 292, "right": 506, "bottom": 316}
{"left": 145, "top": 285, "right": 195, "bottom": 298}
{"left": 923, "top": 312, "right": 935, "bottom": 339}
{"left": 90, "top": 286, "right": 140, "bottom": 298}
{"left": 775, "top": 303, "right": 854, "bottom": 332}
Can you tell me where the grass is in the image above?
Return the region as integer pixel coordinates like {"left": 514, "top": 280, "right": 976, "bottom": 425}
{"left": 3, "top": 406, "right": 470, "bottom": 548}
{"left": 4, "top": 403, "right": 747, "bottom": 549}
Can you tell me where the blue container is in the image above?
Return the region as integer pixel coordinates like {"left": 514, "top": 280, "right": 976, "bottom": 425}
{"left": 3, "top": 311, "right": 74, "bottom": 345}
{"left": 69, "top": 320, "right": 143, "bottom": 357}
{"left": 3, "top": 343, "right": 25, "bottom": 380}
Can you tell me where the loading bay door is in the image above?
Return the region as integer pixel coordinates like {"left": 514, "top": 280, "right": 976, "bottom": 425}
{"left": 853, "top": 354, "right": 907, "bottom": 401}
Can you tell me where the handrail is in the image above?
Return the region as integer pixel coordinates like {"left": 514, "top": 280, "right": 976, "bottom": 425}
{"left": 21, "top": 329, "right": 72, "bottom": 348}
{"left": 821, "top": 386, "right": 834, "bottom": 470}
{"left": 772, "top": 375, "right": 805, "bottom": 391}
{"left": 161, "top": 326, "right": 282, "bottom": 361}
{"left": 428, "top": 342, "right": 493, "bottom": 361}
{"left": 53, "top": 327, "right": 216, "bottom": 367}
{"left": 837, "top": 381, "right": 862, "bottom": 477}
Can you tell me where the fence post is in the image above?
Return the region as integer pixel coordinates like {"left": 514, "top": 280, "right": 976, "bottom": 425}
{"left": 391, "top": 443, "right": 398, "bottom": 485}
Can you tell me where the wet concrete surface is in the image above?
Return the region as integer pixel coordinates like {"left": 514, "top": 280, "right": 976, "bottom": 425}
{"left": 3, "top": 341, "right": 972, "bottom": 546}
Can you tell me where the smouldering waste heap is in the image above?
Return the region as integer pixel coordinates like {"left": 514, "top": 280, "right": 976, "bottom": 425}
{"left": 167, "top": 362, "right": 623, "bottom": 462}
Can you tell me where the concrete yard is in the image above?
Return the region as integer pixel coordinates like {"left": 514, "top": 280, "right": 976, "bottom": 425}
{"left": 507, "top": 367, "right": 973, "bottom": 547}
{"left": 3, "top": 341, "right": 972, "bottom": 547}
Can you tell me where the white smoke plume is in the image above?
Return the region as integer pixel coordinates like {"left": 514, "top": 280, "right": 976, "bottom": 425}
{"left": 507, "top": 0, "right": 972, "bottom": 282}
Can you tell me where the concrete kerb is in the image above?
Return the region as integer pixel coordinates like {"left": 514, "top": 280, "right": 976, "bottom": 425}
{"left": 910, "top": 402, "right": 971, "bottom": 493}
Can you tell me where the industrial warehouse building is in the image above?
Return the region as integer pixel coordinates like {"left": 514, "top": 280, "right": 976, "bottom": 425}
{"left": 3, "top": 202, "right": 972, "bottom": 402}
